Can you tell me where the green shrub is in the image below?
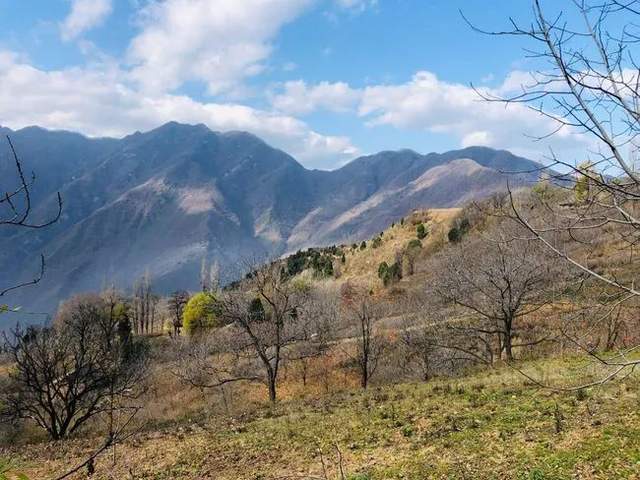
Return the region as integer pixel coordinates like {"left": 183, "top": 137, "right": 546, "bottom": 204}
{"left": 416, "top": 222, "right": 428, "bottom": 239}
{"left": 378, "top": 260, "right": 402, "bottom": 286}
{"left": 248, "top": 297, "right": 266, "bottom": 323}
{"left": 360, "top": 241, "right": 367, "bottom": 250}
{"left": 407, "top": 239, "right": 422, "bottom": 250}
{"left": 310, "top": 253, "right": 334, "bottom": 278}
{"left": 448, "top": 226, "right": 460, "bottom": 242}
{"left": 574, "top": 161, "right": 594, "bottom": 202}
{"left": 286, "top": 250, "right": 308, "bottom": 277}
{"left": 378, "top": 261, "right": 389, "bottom": 279}
{"left": 371, "top": 236, "right": 382, "bottom": 248}
{"left": 183, "top": 291, "right": 219, "bottom": 335}
{"left": 448, "top": 216, "right": 470, "bottom": 243}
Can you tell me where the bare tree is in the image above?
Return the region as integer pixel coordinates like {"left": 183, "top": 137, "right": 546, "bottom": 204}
{"left": 289, "top": 289, "right": 340, "bottom": 387}
{"left": 434, "top": 232, "right": 560, "bottom": 362}
{"left": 0, "top": 136, "right": 62, "bottom": 302}
{"left": 170, "top": 331, "right": 261, "bottom": 394}
{"left": 1, "top": 295, "right": 147, "bottom": 440}
{"left": 345, "top": 294, "right": 387, "bottom": 389}
{"left": 400, "top": 325, "right": 440, "bottom": 381}
{"left": 131, "top": 272, "right": 155, "bottom": 335}
{"left": 217, "top": 262, "right": 314, "bottom": 403}
{"left": 209, "top": 260, "right": 220, "bottom": 293}
{"left": 167, "top": 290, "right": 190, "bottom": 336}
{"left": 465, "top": 0, "right": 640, "bottom": 380}
{"left": 194, "top": 257, "right": 222, "bottom": 294}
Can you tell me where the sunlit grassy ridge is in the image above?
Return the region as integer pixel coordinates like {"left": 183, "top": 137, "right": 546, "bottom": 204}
{"left": 336, "top": 208, "right": 459, "bottom": 288}
{"left": 7, "top": 355, "right": 640, "bottom": 479}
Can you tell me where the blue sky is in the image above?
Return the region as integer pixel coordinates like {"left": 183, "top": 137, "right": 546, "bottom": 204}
{"left": 0, "top": 1, "right": 592, "bottom": 169}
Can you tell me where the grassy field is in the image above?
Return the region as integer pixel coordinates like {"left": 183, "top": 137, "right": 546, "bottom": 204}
{"left": 4, "top": 355, "right": 639, "bottom": 479}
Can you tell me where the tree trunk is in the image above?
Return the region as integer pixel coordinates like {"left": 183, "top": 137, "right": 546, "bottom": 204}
{"left": 360, "top": 358, "right": 368, "bottom": 389}
{"left": 268, "top": 376, "right": 277, "bottom": 404}
{"left": 301, "top": 360, "right": 308, "bottom": 387}
{"left": 504, "top": 331, "right": 514, "bottom": 362}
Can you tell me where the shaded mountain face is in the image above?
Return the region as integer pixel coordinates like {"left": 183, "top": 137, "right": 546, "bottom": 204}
{"left": 0, "top": 122, "right": 541, "bottom": 321}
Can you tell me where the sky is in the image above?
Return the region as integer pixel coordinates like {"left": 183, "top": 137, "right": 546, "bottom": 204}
{"left": 0, "top": 0, "right": 596, "bottom": 170}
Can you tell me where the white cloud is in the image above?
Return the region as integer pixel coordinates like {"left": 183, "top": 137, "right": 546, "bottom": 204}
{"left": 461, "top": 131, "right": 492, "bottom": 147}
{"left": 358, "top": 71, "right": 593, "bottom": 160}
{"left": 0, "top": 51, "right": 358, "bottom": 170}
{"left": 128, "top": 0, "right": 313, "bottom": 95}
{"left": 270, "top": 80, "right": 361, "bottom": 115}
{"left": 7, "top": 0, "right": 594, "bottom": 171}
{"left": 271, "top": 71, "right": 591, "bottom": 163}
{"left": 60, "top": 0, "right": 112, "bottom": 41}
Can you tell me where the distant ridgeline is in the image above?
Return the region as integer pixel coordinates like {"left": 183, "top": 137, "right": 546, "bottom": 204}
{"left": 0, "top": 122, "right": 542, "bottom": 322}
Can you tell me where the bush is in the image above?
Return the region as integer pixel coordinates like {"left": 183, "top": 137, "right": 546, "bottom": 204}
{"left": 360, "top": 241, "right": 367, "bottom": 250}
{"left": 183, "top": 291, "right": 220, "bottom": 335}
{"left": 371, "top": 236, "right": 382, "bottom": 248}
{"left": 378, "top": 261, "right": 402, "bottom": 286}
{"left": 407, "top": 239, "right": 422, "bottom": 250}
{"left": 448, "top": 226, "right": 461, "bottom": 243}
{"left": 247, "top": 297, "right": 266, "bottom": 323}
{"left": 310, "top": 252, "right": 334, "bottom": 278}
{"left": 416, "top": 223, "right": 428, "bottom": 239}
{"left": 347, "top": 474, "right": 371, "bottom": 480}
{"left": 378, "top": 261, "right": 389, "bottom": 279}
{"left": 286, "top": 250, "right": 308, "bottom": 277}
{"left": 448, "top": 216, "right": 470, "bottom": 243}
{"left": 387, "top": 262, "right": 402, "bottom": 284}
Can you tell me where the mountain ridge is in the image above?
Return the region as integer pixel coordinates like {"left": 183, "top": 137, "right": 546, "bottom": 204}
{"left": 0, "top": 122, "right": 543, "bottom": 321}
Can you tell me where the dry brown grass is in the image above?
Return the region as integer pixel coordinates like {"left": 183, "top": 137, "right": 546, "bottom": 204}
{"left": 335, "top": 208, "right": 459, "bottom": 291}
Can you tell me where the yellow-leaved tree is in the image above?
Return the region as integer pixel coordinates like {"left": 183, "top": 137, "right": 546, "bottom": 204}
{"left": 183, "top": 291, "right": 220, "bottom": 335}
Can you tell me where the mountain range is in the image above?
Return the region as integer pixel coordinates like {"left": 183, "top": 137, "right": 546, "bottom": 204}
{"left": 0, "top": 122, "right": 542, "bottom": 321}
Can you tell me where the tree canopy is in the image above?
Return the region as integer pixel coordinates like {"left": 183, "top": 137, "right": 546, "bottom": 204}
{"left": 183, "top": 291, "right": 220, "bottom": 335}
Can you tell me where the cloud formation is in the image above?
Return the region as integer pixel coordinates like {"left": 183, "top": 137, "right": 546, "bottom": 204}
{"left": 60, "top": 0, "right": 113, "bottom": 41}
{"left": 9, "top": 1, "right": 590, "bottom": 169}
{"left": 0, "top": 51, "right": 358, "bottom": 169}
{"left": 270, "top": 71, "right": 590, "bottom": 162}
{"left": 360, "top": 71, "right": 589, "bottom": 159}
{"left": 128, "top": 0, "right": 313, "bottom": 95}
{"left": 270, "top": 80, "right": 360, "bottom": 115}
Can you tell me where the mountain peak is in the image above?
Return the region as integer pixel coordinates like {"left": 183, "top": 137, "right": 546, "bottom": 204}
{"left": 150, "top": 121, "right": 211, "bottom": 136}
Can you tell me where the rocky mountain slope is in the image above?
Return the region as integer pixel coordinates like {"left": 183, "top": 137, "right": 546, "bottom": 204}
{"left": 0, "top": 122, "right": 542, "bottom": 319}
